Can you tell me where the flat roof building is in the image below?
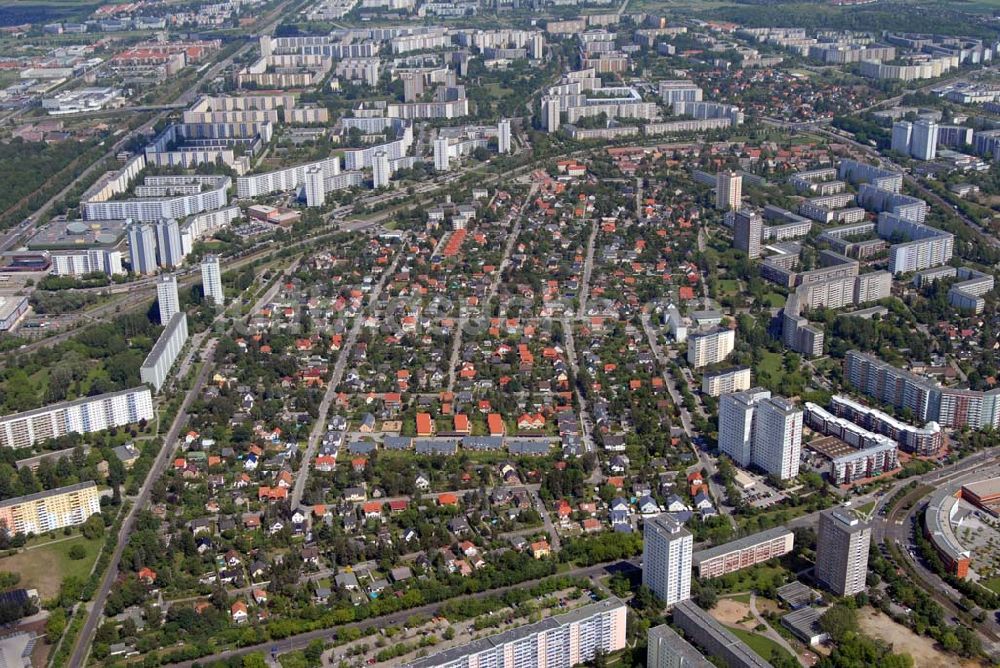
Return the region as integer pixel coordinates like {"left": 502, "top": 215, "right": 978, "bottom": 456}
{"left": 404, "top": 597, "right": 627, "bottom": 668}
{"left": 924, "top": 487, "right": 971, "bottom": 579}
{"left": 140, "top": 313, "right": 189, "bottom": 393}
{"left": 692, "top": 527, "right": 794, "bottom": 579}
{"left": 673, "top": 600, "right": 773, "bottom": 668}
{"left": 648, "top": 624, "right": 714, "bottom": 668}
{"left": 0, "top": 387, "right": 154, "bottom": 449}
{"left": 644, "top": 513, "right": 693, "bottom": 605}
{"left": 816, "top": 508, "right": 871, "bottom": 596}
{"left": 0, "top": 481, "right": 101, "bottom": 536}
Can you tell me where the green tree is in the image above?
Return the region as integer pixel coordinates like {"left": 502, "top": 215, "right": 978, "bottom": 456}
{"left": 243, "top": 653, "right": 268, "bottom": 668}
{"left": 819, "top": 604, "right": 859, "bottom": 643}
{"left": 45, "top": 607, "right": 67, "bottom": 643}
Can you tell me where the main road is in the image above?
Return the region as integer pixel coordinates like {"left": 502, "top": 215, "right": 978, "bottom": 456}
{"left": 0, "top": 0, "right": 301, "bottom": 255}
{"left": 164, "top": 557, "right": 637, "bottom": 667}
{"left": 68, "top": 338, "right": 220, "bottom": 667}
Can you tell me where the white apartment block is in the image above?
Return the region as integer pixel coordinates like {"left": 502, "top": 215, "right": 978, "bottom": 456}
{"left": 342, "top": 132, "right": 412, "bottom": 171}
{"left": 719, "top": 388, "right": 803, "bottom": 479}
{"left": 433, "top": 137, "right": 450, "bottom": 171}
{"left": 157, "top": 274, "right": 180, "bottom": 325}
{"left": 860, "top": 55, "right": 957, "bottom": 81}
{"left": 752, "top": 396, "right": 803, "bottom": 480}
{"left": 949, "top": 267, "right": 994, "bottom": 314}
{"left": 0, "top": 387, "right": 154, "bottom": 449}
{"left": 891, "top": 120, "right": 912, "bottom": 155}
{"left": 672, "top": 100, "right": 744, "bottom": 125}
{"left": 643, "top": 514, "right": 693, "bottom": 605}
{"left": 686, "top": 327, "right": 735, "bottom": 368}
{"left": 816, "top": 508, "right": 871, "bottom": 596}
{"left": 837, "top": 159, "right": 902, "bottom": 193}
{"left": 127, "top": 223, "right": 157, "bottom": 275}
{"left": 51, "top": 248, "right": 124, "bottom": 277}
{"left": 236, "top": 157, "right": 341, "bottom": 198}
{"left": 386, "top": 98, "right": 469, "bottom": 119}
{"left": 702, "top": 367, "right": 752, "bottom": 397}
{"left": 658, "top": 80, "right": 703, "bottom": 105}
{"left": 83, "top": 176, "right": 231, "bottom": 223}
{"left": 718, "top": 388, "right": 771, "bottom": 467}
{"left": 733, "top": 208, "right": 762, "bottom": 258}
{"left": 878, "top": 212, "right": 953, "bottom": 274}
{"left": 716, "top": 170, "right": 741, "bottom": 211}
{"left": 405, "top": 598, "right": 627, "bottom": 668}
{"left": 498, "top": 118, "right": 511, "bottom": 154}
{"left": 140, "top": 313, "right": 189, "bottom": 393}
{"left": 155, "top": 217, "right": 183, "bottom": 268}
{"left": 911, "top": 119, "right": 938, "bottom": 161}
{"left": 372, "top": 151, "right": 391, "bottom": 188}
{"left": 336, "top": 58, "right": 381, "bottom": 86}
{"left": 305, "top": 167, "right": 325, "bottom": 207}
{"left": 201, "top": 255, "right": 224, "bottom": 305}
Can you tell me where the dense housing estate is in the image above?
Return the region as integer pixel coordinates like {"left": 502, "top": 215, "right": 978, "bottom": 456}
{"left": 0, "top": 4, "right": 999, "bottom": 667}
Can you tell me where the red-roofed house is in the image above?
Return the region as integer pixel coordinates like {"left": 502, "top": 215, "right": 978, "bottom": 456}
{"left": 363, "top": 501, "right": 383, "bottom": 520}
{"left": 487, "top": 413, "right": 505, "bottom": 436}
{"left": 416, "top": 412, "right": 434, "bottom": 437}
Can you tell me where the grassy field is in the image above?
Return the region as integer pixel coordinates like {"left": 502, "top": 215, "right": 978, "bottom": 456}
{"left": 0, "top": 534, "right": 101, "bottom": 599}
{"left": 726, "top": 624, "right": 796, "bottom": 665}
{"left": 757, "top": 351, "right": 783, "bottom": 376}
{"left": 762, "top": 293, "right": 786, "bottom": 308}
{"left": 718, "top": 279, "right": 740, "bottom": 295}
{"left": 984, "top": 577, "right": 1000, "bottom": 595}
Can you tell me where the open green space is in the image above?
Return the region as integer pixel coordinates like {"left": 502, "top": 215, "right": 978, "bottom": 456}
{"left": 718, "top": 279, "right": 740, "bottom": 295}
{"left": 712, "top": 563, "right": 787, "bottom": 596}
{"left": 761, "top": 293, "right": 786, "bottom": 308}
{"left": 726, "top": 624, "right": 796, "bottom": 665}
{"left": 984, "top": 577, "right": 1000, "bottom": 595}
{"left": 0, "top": 534, "right": 101, "bottom": 599}
{"left": 757, "top": 351, "right": 783, "bottom": 376}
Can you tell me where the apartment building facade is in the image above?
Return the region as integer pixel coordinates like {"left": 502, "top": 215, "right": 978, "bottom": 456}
{"left": 405, "top": 597, "right": 627, "bottom": 668}
{"left": 0, "top": 481, "right": 102, "bottom": 536}
{"left": 692, "top": 527, "right": 794, "bottom": 579}
{"left": 0, "top": 388, "right": 154, "bottom": 449}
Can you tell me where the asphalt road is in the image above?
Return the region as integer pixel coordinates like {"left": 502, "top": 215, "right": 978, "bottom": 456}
{"left": 164, "top": 558, "right": 638, "bottom": 667}
{"left": 0, "top": 0, "right": 298, "bottom": 256}
{"left": 68, "top": 339, "right": 220, "bottom": 667}
{"left": 289, "top": 247, "right": 404, "bottom": 510}
{"left": 873, "top": 447, "right": 1000, "bottom": 652}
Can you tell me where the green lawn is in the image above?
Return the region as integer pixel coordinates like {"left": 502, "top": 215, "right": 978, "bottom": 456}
{"left": 762, "top": 293, "right": 786, "bottom": 308}
{"left": 856, "top": 500, "right": 876, "bottom": 516}
{"left": 725, "top": 592, "right": 751, "bottom": 604}
{"left": 984, "top": 577, "right": 1000, "bottom": 595}
{"left": 0, "top": 534, "right": 101, "bottom": 599}
{"left": 713, "top": 563, "right": 787, "bottom": 596}
{"left": 718, "top": 279, "right": 740, "bottom": 295}
{"left": 726, "top": 625, "right": 796, "bottom": 665}
{"left": 757, "top": 351, "right": 783, "bottom": 376}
